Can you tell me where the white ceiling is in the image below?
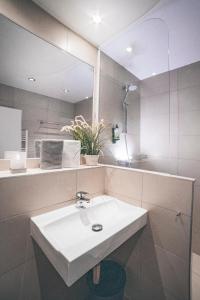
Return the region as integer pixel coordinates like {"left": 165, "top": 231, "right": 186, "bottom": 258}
{"left": 32, "top": 0, "right": 200, "bottom": 80}
{"left": 102, "top": 0, "right": 200, "bottom": 79}
{"left": 33, "top": 0, "right": 160, "bottom": 46}
{"left": 0, "top": 15, "right": 93, "bottom": 103}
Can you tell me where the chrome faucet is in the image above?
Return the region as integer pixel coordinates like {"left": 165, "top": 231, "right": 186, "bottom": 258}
{"left": 76, "top": 191, "right": 90, "bottom": 208}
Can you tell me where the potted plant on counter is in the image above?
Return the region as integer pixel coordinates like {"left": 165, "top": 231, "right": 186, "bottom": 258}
{"left": 61, "top": 115, "right": 105, "bottom": 166}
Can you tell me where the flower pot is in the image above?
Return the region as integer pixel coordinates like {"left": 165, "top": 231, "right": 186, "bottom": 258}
{"left": 85, "top": 155, "right": 99, "bottom": 166}
{"left": 80, "top": 154, "right": 86, "bottom": 165}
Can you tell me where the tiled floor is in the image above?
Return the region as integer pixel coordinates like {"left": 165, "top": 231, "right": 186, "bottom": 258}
{"left": 192, "top": 253, "right": 200, "bottom": 300}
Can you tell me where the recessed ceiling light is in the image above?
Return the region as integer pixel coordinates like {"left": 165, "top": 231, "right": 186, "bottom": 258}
{"left": 92, "top": 15, "right": 102, "bottom": 24}
{"left": 64, "top": 89, "right": 70, "bottom": 94}
{"left": 28, "top": 77, "right": 36, "bottom": 82}
{"left": 152, "top": 72, "right": 157, "bottom": 76}
{"left": 126, "top": 47, "right": 132, "bottom": 53}
{"left": 85, "top": 96, "right": 89, "bottom": 99}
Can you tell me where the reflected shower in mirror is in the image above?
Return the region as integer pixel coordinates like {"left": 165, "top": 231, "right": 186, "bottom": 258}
{"left": 0, "top": 15, "right": 94, "bottom": 158}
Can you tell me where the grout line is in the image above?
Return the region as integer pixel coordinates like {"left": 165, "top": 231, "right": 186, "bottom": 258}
{"left": 0, "top": 256, "right": 34, "bottom": 280}
{"left": 141, "top": 173, "right": 144, "bottom": 208}
{"left": 0, "top": 199, "right": 74, "bottom": 223}
{"left": 155, "top": 244, "right": 188, "bottom": 263}
{"left": 141, "top": 200, "right": 192, "bottom": 218}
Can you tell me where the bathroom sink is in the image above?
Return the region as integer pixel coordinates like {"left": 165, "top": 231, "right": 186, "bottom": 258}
{"left": 30, "top": 195, "right": 147, "bottom": 286}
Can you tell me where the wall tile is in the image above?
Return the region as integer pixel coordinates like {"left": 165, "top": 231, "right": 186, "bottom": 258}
{"left": 140, "top": 134, "right": 171, "bottom": 157}
{"left": 142, "top": 202, "right": 190, "bottom": 260}
{"left": 0, "top": 83, "right": 15, "bottom": 105}
{"left": 22, "top": 106, "right": 48, "bottom": 123}
{"left": 178, "top": 85, "right": 200, "bottom": 112}
{"left": 178, "top": 160, "right": 200, "bottom": 185}
{"left": 14, "top": 88, "right": 49, "bottom": 110}
{"left": 105, "top": 167, "right": 143, "bottom": 202}
{"left": 154, "top": 246, "right": 189, "bottom": 300}
{"left": 75, "top": 98, "right": 93, "bottom": 123}
{"left": 142, "top": 173, "right": 193, "bottom": 216}
{"left": 139, "top": 230, "right": 163, "bottom": 287}
{"left": 140, "top": 93, "right": 169, "bottom": 117}
{"left": 105, "top": 191, "right": 142, "bottom": 207}
{"left": 192, "top": 227, "right": 200, "bottom": 256}
{"left": 19, "top": 259, "right": 41, "bottom": 300}
{"left": 178, "top": 135, "right": 200, "bottom": 160}
{"left": 126, "top": 274, "right": 165, "bottom": 300}
{"left": 192, "top": 185, "right": 200, "bottom": 231}
{"left": 99, "top": 75, "right": 124, "bottom": 124}
{"left": 170, "top": 69, "right": 178, "bottom": 92}
{"left": 0, "top": 171, "right": 76, "bottom": 219}
{"left": 140, "top": 114, "right": 169, "bottom": 136}
{"left": 137, "top": 157, "right": 178, "bottom": 174}
{"left": 140, "top": 72, "right": 170, "bottom": 98}
{"left": 0, "top": 215, "right": 28, "bottom": 276}
{"left": 170, "top": 90, "right": 178, "bottom": 114}
{"left": 192, "top": 253, "right": 200, "bottom": 276}
{"left": 34, "top": 241, "right": 88, "bottom": 300}
{"left": 77, "top": 167, "right": 105, "bottom": 196}
{"left": 0, "top": 256, "right": 41, "bottom": 300}
{"left": 0, "top": 264, "right": 23, "bottom": 300}
{"left": 170, "top": 113, "right": 179, "bottom": 135}
{"left": 0, "top": 159, "right": 10, "bottom": 171}
{"left": 179, "top": 111, "right": 200, "bottom": 135}
{"left": 178, "top": 61, "right": 200, "bottom": 89}
{"left": 192, "top": 271, "right": 200, "bottom": 300}
{"left": 164, "top": 289, "right": 183, "bottom": 300}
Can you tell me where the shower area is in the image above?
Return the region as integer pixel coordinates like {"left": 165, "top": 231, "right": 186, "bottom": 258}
{"left": 99, "top": 17, "right": 200, "bottom": 300}
{"left": 99, "top": 18, "right": 170, "bottom": 170}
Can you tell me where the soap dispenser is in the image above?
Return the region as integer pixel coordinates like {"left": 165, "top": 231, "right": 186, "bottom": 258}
{"left": 112, "top": 124, "right": 120, "bottom": 143}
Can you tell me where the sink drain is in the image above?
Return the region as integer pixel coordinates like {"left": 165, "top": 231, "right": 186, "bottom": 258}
{"left": 92, "top": 224, "right": 103, "bottom": 232}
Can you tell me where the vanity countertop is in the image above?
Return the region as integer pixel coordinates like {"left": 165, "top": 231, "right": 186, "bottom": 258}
{"left": 0, "top": 163, "right": 195, "bottom": 182}
{"left": 0, "top": 165, "right": 103, "bottom": 179}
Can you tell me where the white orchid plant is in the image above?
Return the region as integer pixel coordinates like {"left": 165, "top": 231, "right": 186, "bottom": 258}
{"left": 61, "top": 115, "right": 105, "bottom": 155}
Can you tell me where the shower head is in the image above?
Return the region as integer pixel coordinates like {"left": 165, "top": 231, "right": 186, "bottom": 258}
{"left": 125, "top": 84, "right": 137, "bottom": 93}
{"left": 123, "top": 83, "right": 138, "bottom": 106}
{"left": 122, "top": 83, "right": 138, "bottom": 133}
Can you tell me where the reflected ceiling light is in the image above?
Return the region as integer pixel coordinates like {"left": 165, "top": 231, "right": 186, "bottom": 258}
{"left": 152, "top": 72, "right": 157, "bottom": 76}
{"left": 126, "top": 47, "right": 132, "bottom": 53}
{"left": 28, "top": 77, "right": 36, "bottom": 82}
{"left": 92, "top": 15, "right": 102, "bottom": 24}
{"left": 85, "top": 96, "right": 89, "bottom": 99}
{"left": 64, "top": 89, "right": 70, "bottom": 94}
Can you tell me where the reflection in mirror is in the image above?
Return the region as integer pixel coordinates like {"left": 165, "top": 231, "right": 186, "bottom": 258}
{"left": 0, "top": 15, "right": 93, "bottom": 158}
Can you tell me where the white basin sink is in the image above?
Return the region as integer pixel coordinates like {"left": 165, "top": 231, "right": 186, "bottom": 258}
{"left": 31, "top": 195, "right": 147, "bottom": 286}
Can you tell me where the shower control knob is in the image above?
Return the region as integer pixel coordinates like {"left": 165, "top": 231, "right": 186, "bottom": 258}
{"left": 176, "top": 211, "right": 181, "bottom": 217}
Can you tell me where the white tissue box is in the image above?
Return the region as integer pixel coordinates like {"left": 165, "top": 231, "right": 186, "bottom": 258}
{"left": 62, "top": 140, "right": 80, "bottom": 168}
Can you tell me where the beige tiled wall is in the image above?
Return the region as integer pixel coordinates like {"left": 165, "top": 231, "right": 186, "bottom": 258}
{"left": 99, "top": 53, "right": 140, "bottom": 165}
{"left": 105, "top": 166, "right": 194, "bottom": 300}
{"left": 105, "top": 167, "right": 143, "bottom": 206}
{"left": 0, "top": 166, "right": 104, "bottom": 300}
{"left": 75, "top": 97, "right": 93, "bottom": 123}
{"left": 192, "top": 253, "right": 200, "bottom": 300}
{"left": 139, "top": 61, "right": 200, "bottom": 256}
{"left": 0, "top": 165, "right": 194, "bottom": 300}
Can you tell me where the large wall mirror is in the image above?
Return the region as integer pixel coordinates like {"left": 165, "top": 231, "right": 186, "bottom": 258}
{"left": 0, "top": 14, "right": 94, "bottom": 158}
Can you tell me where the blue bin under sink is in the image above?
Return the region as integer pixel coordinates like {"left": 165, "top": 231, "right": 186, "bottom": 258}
{"left": 87, "top": 260, "right": 126, "bottom": 300}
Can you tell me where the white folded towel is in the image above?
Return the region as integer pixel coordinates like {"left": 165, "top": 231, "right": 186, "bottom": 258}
{"left": 62, "top": 140, "right": 80, "bottom": 168}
